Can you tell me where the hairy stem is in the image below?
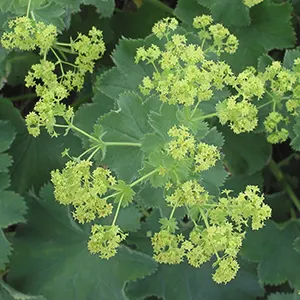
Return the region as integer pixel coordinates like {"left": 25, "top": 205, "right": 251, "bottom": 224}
{"left": 269, "top": 158, "right": 300, "bottom": 211}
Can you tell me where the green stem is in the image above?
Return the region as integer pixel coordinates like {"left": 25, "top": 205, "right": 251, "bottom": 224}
{"left": 193, "top": 112, "right": 217, "bottom": 121}
{"left": 169, "top": 205, "right": 176, "bottom": 219}
{"left": 70, "top": 124, "right": 101, "bottom": 143}
{"left": 51, "top": 48, "right": 65, "bottom": 75}
{"left": 105, "top": 142, "right": 142, "bottom": 147}
{"left": 77, "top": 145, "right": 99, "bottom": 160}
{"left": 144, "top": 0, "right": 173, "bottom": 14}
{"left": 26, "top": 0, "right": 32, "bottom": 17}
{"left": 53, "top": 45, "right": 76, "bottom": 55}
{"left": 87, "top": 146, "right": 101, "bottom": 161}
{"left": 257, "top": 99, "right": 274, "bottom": 110}
{"left": 61, "top": 60, "right": 78, "bottom": 68}
{"left": 9, "top": 93, "right": 37, "bottom": 102}
{"left": 103, "top": 191, "right": 121, "bottom": 201}
{"left": 269, "top": 159, "right": 300, "bottom": 211}
{"left": 130, "top": 169, "right": 159, "bottom": 188}
{"left": 55, "top": 42, "right": 72, "bottom": 47}
{"left": 112, "top": 194, "right": 124, "bottom": 226}
{"left": 191, "top": 99, "right": 201, "bottom": 118}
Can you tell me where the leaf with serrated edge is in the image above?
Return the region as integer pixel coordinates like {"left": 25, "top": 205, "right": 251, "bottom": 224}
{"left": 198, "top": 0, "right": 250, "bottom": 27}
{"left": 220, "top": 126, "right": 271, "bottom": 175}
{"left": 0, "top": 280, "right": 46, "bottom": 300}
{"left": 99, "top": 92, "right": 159, "bottom": 181}
{"left": 241, "top": 220, "right": 300, "bottom": 289}
{"left": 125, "top": 260, "right": 263, "bottom": 300}
{"left": 268, "top": 293, "right": 300, "bottom": 300}
{"left": 222, "top": 0, "right": 295, "bottom": 72}
{"left": 7, "top": 184, "right": 157, "bottom": 300}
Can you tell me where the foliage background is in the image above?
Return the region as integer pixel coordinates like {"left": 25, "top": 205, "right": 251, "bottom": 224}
{"left": 1, "top": 0, "right": 300, "bottom": 299}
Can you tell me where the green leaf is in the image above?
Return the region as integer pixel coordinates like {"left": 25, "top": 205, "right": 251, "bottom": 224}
{"left": 174, "top": 0, "right": 208, "bottom": 25}
{"left": 220, "top": 127, "right": 271, "bottom": 175}
{"left": 82, "top": 0, "right": 115, "bottom": 17}
{"left": 257, "top": 54, "right": 273, "bottom": 72}
{"left": 32, "top": 2, "right": 67, "bottom": 31}
{"left": 224, "top": 172, "right": 263, "bottom": 195}
{"left": 197, "top": 0, "right": 251, "bottom": 27}
{"left": 136, "top": 184, "right": 165, "bottom": 209}
{"left": 290, "top": 120, "right": 300, "bottom": 151}
{"left": 74, "top": 91, "right": 115, "bottom": 145}
{"left": 0, "top": 191, "right": 26, "bottom": 228}
{"left": 105, "top": 205, "right": 142, "bottom": 232}
{"left": 111, "top": 37, "right": 156, "bottom": 89}
{"left": 0, "top": 230, "right": 11, "bottom": 271}
{"left": 0, "top": 119, "right": 26, "bottom": 271}
{"left": 7, "top": 184, "right": 157, "bottom": 299}
{"left": 99, "top": 92, "right": 159, "bottom": 181}
{"left": 0, "top": 280, "right": 46, "bottom": 300}
{"left": 268, "top": 293, "right": 300, "bottom": 300}
{"left": 113, "top": 180, "right": 135, "bottom": 207}
{"left": 5, "top": 52, "right": 40, "bottom": 86}
{"left": 110, "top": 2, "right": 172, "bottom": 39}
{"left": 264, "top": 192, "right": 292, "bottom": 223}
{"left": 222, "top": 0, "right": 295, "bottom": 72}
{"left": 97, "top": 67, "right": 134, "bottom": 100}
{"left": 125, "top": 260, "right": 263, "bottom": 300}
{"left": 176, "top": 107, "right": 209, "bottom": 135}
{"left": 141, "top": 133, "right": 165, "bottom": 153}
{"left": 241, "top": 220, "right": 300, "bottom": 288}
{"left": 149, "top": 104, "right": 179, "bottom": 141}
{"left": 0, "top": 121, "right": 15, "bottom": 153}
{"left": 283, "top": 48, "right": 300, "bottom": 69}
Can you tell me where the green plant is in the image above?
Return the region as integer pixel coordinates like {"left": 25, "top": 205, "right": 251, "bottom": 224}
{"left": 1, "top": 0, "right": 300, "bottom": 299}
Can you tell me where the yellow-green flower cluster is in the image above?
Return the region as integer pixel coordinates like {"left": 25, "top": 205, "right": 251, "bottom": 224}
{"left": 151, "top": 230, "right": 186, "bottom": 264}
{"left": 1, "top": 16, "right": 57, "bottom": 56}
{"left": 1, "top": 17, "right": 105, "bottom": 138}
{"left": 51, "top": 160, "right": 116, "bottom": 224}
{"left": 216, "top": 96, "right": 258, "bottom": 134}
{"left": 135, "top": 16, "right": 237, "bottom": 106}
{"left": 167, "top": 125, "right": 195, "bottom": 160}
{"left": 263, "top": 61, "right": 296, "bottom": 96}
{"left": 167, "top": 125, "right": 220, "bottom": 172}
{"left": 264, "top": 111, "right": 289, "bottom": 144}
{"left": 88, "top": 224, "right": 128, "bottom": 259}
{"left": 193, "top": 15, "right": 238, "bottom": 55}
{"left": 151, "top": 17, "right": 178, "bottom": 39}
{"left": 25, "top": 60, "right": 74, "bottom": 137}
{"left": 194, "top": 143, "right": 220, "bottom": 172}
{"left": 166, "top": 180, "right": 209, "bottom": 207}
{"left": 243, "top": 0, "right": 264, "bottom": 8}
{"left": 151, "top": 185, "right": 271, "bottom": 284}
{"left": 72, "top": 27, "right": 106, "bottom": 77}
{"left": 209, "top": 186, "right": 272, "bottom": 230}
{"left": 229, "top": 67, "right": 265, "bottom": 100}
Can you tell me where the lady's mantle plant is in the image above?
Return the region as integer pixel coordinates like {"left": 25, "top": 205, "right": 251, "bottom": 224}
{"left": 6, "top": 7, "right": 297, "bottom": 284}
